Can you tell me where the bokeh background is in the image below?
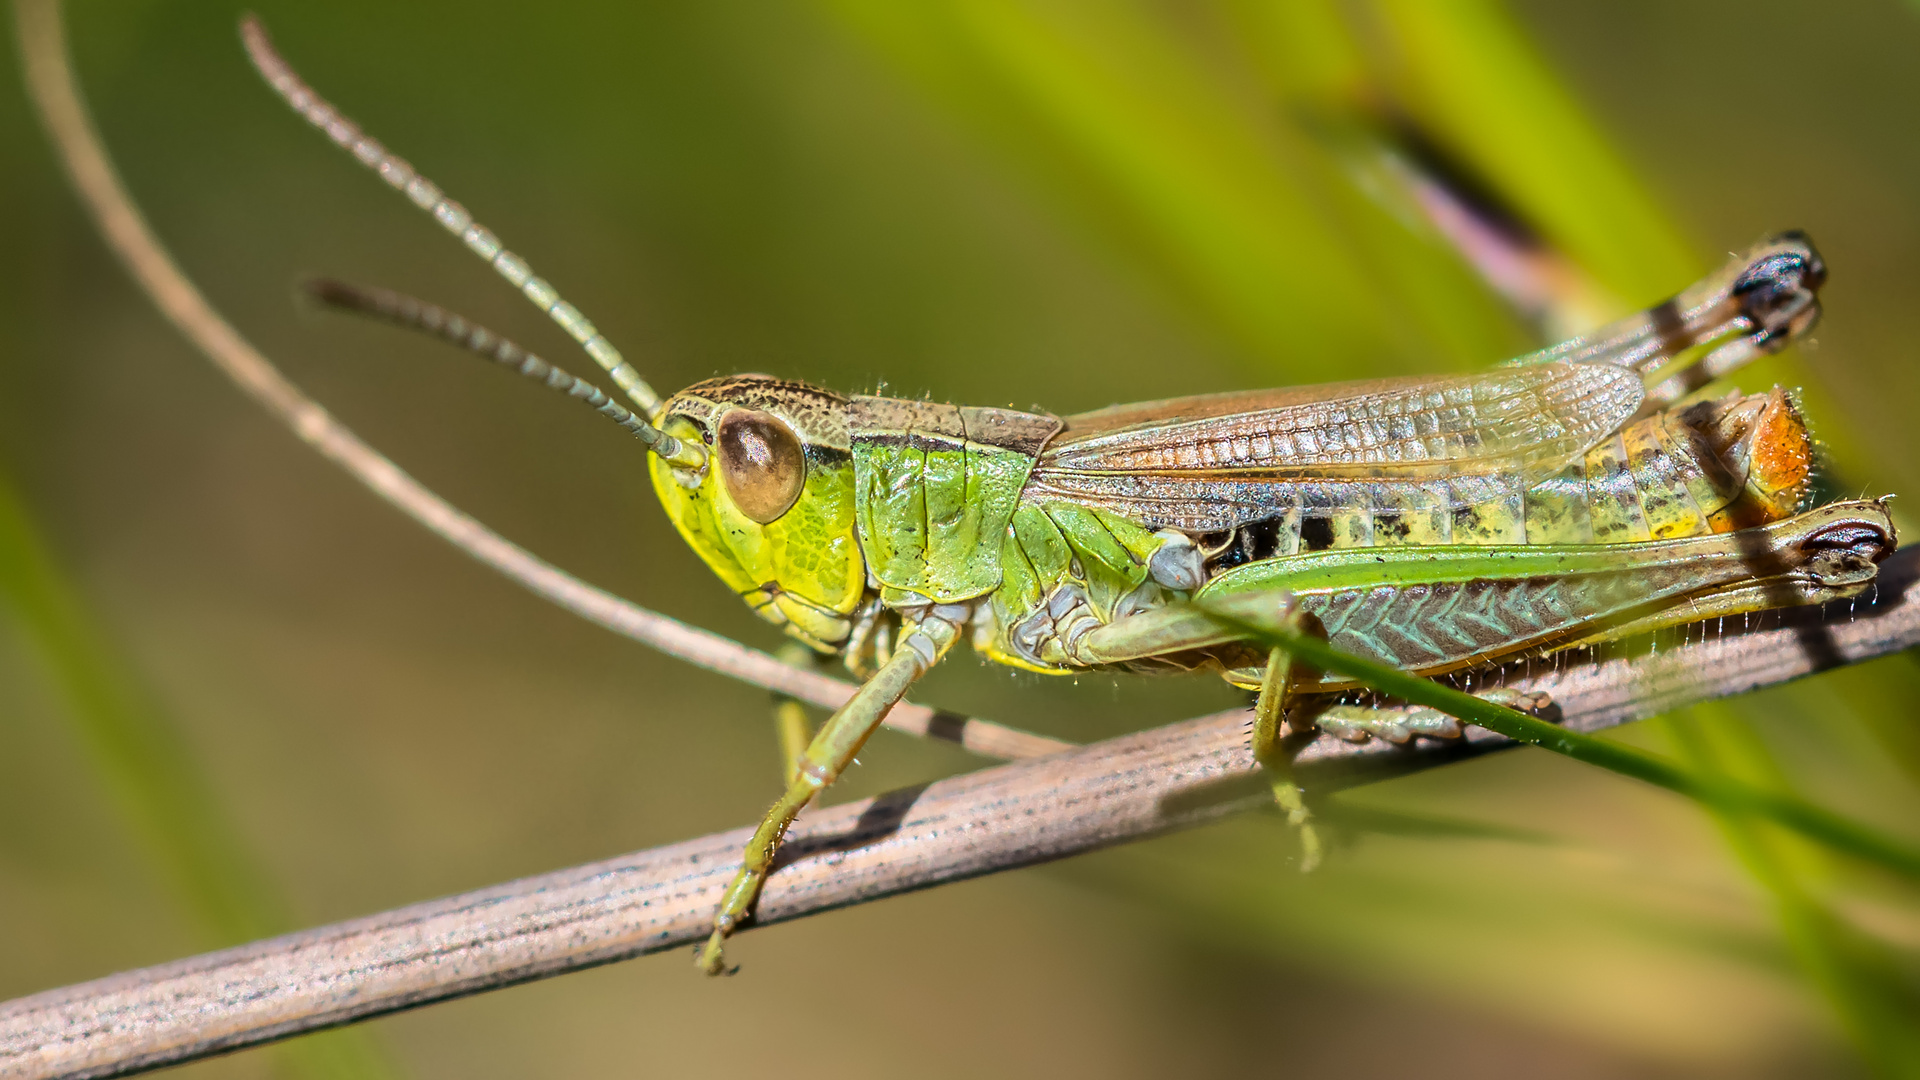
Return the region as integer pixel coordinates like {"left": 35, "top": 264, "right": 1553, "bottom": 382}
{"left": 4, "top": 1, "right": 1920, "bottom": 1077}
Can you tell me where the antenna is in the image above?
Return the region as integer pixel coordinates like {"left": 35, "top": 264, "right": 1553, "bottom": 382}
{"left": 239, "top": 16, "right": 703, "bottom": 469}
{"left": 304, "top": 278, "right": 670, "bottom": 447}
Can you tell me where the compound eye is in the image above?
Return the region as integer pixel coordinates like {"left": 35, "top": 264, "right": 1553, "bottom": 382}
{"left": 717, "top": 409, "right": 806, "bottom": 524}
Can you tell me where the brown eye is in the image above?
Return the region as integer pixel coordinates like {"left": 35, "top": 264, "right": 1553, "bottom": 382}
{"left": 717, "top": 409, "right": 806, "bottom": 524}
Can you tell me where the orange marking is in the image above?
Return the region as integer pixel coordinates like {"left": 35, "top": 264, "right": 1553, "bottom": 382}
{"left": 1747, "top": 387, "right": 1813, "bottom": 516}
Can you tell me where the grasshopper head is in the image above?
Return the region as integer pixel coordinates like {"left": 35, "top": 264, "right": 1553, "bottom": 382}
{"left": 648, "top": 376, "right": 866, "bottom": 652}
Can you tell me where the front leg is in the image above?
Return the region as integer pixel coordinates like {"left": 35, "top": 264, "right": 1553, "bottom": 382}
{"left": 697, "top": 613, "right": 960, "bottom": 976}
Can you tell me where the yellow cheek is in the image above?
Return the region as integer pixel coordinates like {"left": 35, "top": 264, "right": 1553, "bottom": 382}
{"left": 650, "top": 444, "right": 865, "bottom": 627}
{"left": 710, "top": 479, "right": 780, "bottom": 587}
{"left": 649, "top": 454, "right": 760, "bottom": 595}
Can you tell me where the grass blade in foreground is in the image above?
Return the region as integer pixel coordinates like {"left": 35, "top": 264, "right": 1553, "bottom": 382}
{"left": 0, "top": 475, "right": 401, "bottom": 1079}
{"left": 1666, "top": 703, "right": 1920, "bottom": 1077}
{"left": 1205, "top": 604, "right": 1920, "bottom": 882}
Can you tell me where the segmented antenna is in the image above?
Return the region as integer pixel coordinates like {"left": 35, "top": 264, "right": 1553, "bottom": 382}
{"left": 239, "top": 16, "right": 703, "bottom": 468}
{"left": 304, "top": 278, "right": 669, "bottom": 446}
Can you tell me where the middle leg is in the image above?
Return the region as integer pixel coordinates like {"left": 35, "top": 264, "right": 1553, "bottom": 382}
{"left": 1253, "top": 630, "right": 1326, "bottom": 871}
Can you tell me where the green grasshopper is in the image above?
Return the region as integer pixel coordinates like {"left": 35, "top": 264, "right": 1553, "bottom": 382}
{"left": 245, "top": 22, "right": 1897, "bottom": 976}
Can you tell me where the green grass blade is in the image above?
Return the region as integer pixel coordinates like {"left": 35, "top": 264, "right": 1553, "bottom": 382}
{"left": 819, "top": 0, "right": 1530, "bottom": 379}
{"left": 0, "top": 472, "right": 400, "bottom": 1078}
{"left": 0, "top": 479, "right": 280, "bottom": 942}
{"left": 1241, "top": 8, "right": 1912, "bottom": 1066}
{"left": 1666, "top": 704, "right": 1920, "bottom": 1078}
{"left": 1354, "top": 1, "right": 1874, "bottom": 483}
{"left": 1363, "top": 0, "right": 1697, "bottom": 299}
{"left": 1204, "top": 606, "right": 1920, "bottom": 881}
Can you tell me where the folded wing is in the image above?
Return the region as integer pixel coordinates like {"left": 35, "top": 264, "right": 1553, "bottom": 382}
{"left": 1028, "top": 362, "right": 1642, "bottom": 533}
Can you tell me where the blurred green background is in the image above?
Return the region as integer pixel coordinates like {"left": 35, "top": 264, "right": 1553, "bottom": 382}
{"left": 4, "top": 1, "right": 1919, "bottom": 1077}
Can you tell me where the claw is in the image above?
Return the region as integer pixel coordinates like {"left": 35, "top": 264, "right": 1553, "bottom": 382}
{"left": 696, "top": 933, "right": 738, "bottom": 977}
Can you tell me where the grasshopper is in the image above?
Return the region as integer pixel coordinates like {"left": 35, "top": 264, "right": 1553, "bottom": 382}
{"left": 244, "top": 22, "right": 1897, "bottom": 976}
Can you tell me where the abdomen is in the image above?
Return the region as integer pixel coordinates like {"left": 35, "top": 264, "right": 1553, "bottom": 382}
{"left": 1197, "top": 388, "right": 1810, "bottom": 574}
